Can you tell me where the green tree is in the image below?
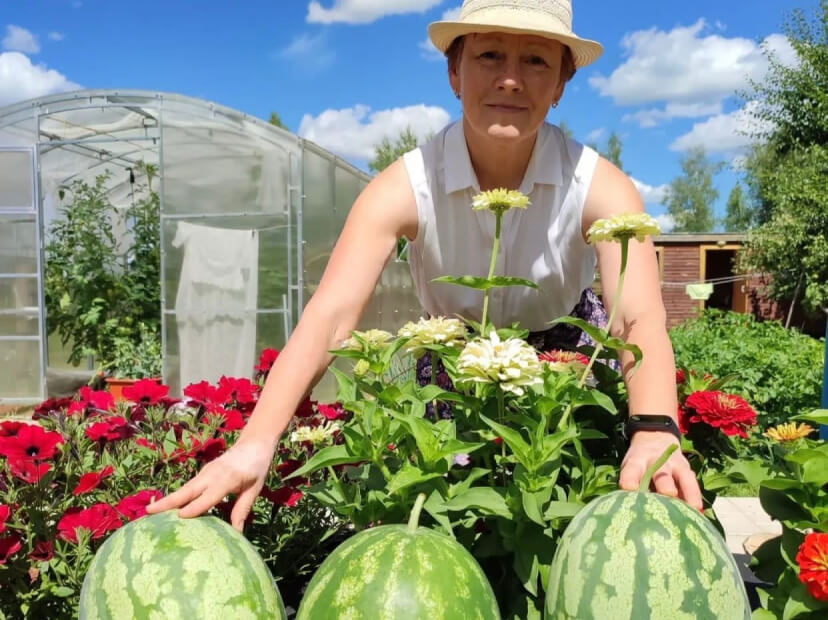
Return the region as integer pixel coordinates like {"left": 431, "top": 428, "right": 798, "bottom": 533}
{"left": 721, "top": 183, "right": 752, "bottom": 232}
{"left": 368, "top": 127, "right": 420, "bottom": 173}
{"left": 739, "top": 1, "right": 828, "bottom": 314}
{"left": 601, "top": 132, "right": 624, "bottom": 170}
{"left": 661, "top": 147, "right": 723, "bottom": 233}
{"left": 268, "top": 112, "right": 288, "bottom": 130}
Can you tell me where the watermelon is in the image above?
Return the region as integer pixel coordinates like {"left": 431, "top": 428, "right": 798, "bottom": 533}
{"left": 297, "top": 494, "right": 501, "bottom": 619}
{"left": 79, "top": 511, "right": 286, "bottom": 619}
{"left": 545, "top": 446, "right": 750, "bottom": 619}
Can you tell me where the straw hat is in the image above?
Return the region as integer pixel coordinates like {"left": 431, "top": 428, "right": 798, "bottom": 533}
{"left": 429, "top": 0, "right": 603, "bottom": 68}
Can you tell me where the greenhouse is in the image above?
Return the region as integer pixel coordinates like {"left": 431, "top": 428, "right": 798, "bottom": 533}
{"left": 0, "top": 89, "right": 421, "bottom": 404}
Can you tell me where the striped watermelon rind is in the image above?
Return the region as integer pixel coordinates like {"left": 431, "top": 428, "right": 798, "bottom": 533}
{"left": 297, "top": 522, "right": 501, "bottom": 619}
{"left": 545, "top": 490, "right": 751, "bottom": 620}
{"left": 78, "top": 511, "right": 286, "bottom": 620}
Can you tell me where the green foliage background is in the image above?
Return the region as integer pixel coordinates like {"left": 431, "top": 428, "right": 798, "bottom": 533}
{"left": 669, "top": 310, "right": 825, "bottom": 426}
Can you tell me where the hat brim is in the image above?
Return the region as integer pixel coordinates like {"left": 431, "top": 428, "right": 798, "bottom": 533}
{"left": 428, "top": 21, "right": 603, "bottom": 68}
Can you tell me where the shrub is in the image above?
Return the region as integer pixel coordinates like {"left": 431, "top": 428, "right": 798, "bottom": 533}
{"left": 670, "top": 310, "right": 824, "bottom": 426}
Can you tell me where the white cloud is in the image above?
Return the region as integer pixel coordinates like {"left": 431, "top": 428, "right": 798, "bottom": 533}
{"left": 653, "top": 213, "right": 675, "bottom": 233}
{"left": 585, "top": 127, "right": 605, "bottom": 143}
{"left": 590, "top": 20, "right": 798, "bottom": 126}
{"left": 48, "top": 32, "right": 65, "bottom": 42}
{"left": 298, "top": 104, "right": 451, "bottom": 161}
{"left": 3, "top": 25, "right": 40, "bottom": 54}
{"left": 631, "top": 176, "right": 669, "bottom": 205}
{"left": 307, "top": 0, "right": 444, "bottom": 24}
{"left": 670, "top": 101, "right": 771, "bottom": 153}
{"left": 276, "top": 32, "right": 334, "bottom": 73}
{"left": 0, "top": 52, "right": 81, "bottom": 106}
{"left": 420, "top": 5, "right": 461, "bottom": 60}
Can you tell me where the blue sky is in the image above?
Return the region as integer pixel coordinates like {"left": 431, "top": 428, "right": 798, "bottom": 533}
{"left": 0, "top": 0, "right": 810, "bottom": 230}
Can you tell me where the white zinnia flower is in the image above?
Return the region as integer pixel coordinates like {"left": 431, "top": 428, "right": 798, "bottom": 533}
{"left": 471, "top": 188, "right": 531, "bottom": 217}
{"left": 397, "top": 316, "right": 467, "bottom": 356}
{"left": 290, "top": 421, "right": 340, "bottom": 445}
{"left": 586, "top": 213, "right": 661, "bottom": 244}
{"left": 456, "top": 332, "right": 543, "bottom": 396}
{"left": 341, "top": 329, "right": 393, "bottom": 352}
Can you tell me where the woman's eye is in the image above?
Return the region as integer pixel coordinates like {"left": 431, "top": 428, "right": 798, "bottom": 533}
{"left": 479, "top": 51, "right": 501, "bottom": 60}
{"left": 527, "top": 56, "right": 549, "bottom": 66}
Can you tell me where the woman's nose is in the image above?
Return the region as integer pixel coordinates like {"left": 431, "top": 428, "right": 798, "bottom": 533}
{"left": 495, "top": 56, "right": 524, "bottom": 91}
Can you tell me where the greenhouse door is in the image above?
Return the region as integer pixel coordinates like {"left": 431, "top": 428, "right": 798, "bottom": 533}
{"left": 0, "top": 147, "right": 45, "bottom": 403}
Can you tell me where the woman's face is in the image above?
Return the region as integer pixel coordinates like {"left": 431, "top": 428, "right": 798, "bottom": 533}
{"left": 450, "top": 32, "right": 566, "bottom": 144}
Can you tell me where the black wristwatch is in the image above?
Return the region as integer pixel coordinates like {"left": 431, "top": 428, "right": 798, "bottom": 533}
{"left": 624, "top": 415, "right": 682, "bottom": 442}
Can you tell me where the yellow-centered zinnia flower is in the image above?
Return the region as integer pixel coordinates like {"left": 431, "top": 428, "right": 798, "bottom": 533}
{"left": 456, "top": 331, "right": 543, "bottom": 397}
{"left": 538, "top": 349, "right": 590, "bottom": 375}
{"left": 341, "top": 329, "right": 393, "bottom": 352}
{"left": 764, "top": 422, "right": 814, "bottom": 442}
{"left": 290, "top": 421, "right": 340, "bottom": 445}
{"left": 472, "top": 188, "right": 531, "bottom": 217}
{"left": 587, "top": 213, "right": 661, "bottom": 244}
{"left": 397, "top": 316, "right": 467, "bottom": 356}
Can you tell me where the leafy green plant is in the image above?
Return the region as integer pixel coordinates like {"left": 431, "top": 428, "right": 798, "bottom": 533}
{"left": 44, "top": 164, "right": 161, "bottom": 368}
{"left": 103, "top": 323, "right": 162, "bottom": 379}
{"left": 669, "top": 310, "right": 824, "bottom": 426}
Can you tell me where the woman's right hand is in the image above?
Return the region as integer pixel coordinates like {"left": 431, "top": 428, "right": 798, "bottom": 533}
{"left": 146, "top": 435, "right": 277, "bottom": 532}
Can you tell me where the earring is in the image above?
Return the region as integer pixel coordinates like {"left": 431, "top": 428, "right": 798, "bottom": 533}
{"left": 551, "top": 100, "right": 559, "bottom": 109}
{"left": 454, "top": 91, "right": 461, "bottom": 100}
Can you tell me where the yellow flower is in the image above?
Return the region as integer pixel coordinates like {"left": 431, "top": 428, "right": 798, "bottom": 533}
{"left": 456, "top": 331, "right": 543, "bottom": 397}
{"left": 341, "top": 329, "right": 393, "bottom": 352}
{"left": 290, "top": 421, "right": 340, "bottom": 445}
{"left": 353, "top": 359, "right": 371, "bottom": 377}
{"left": 397, "top": 316, "right": 467, "bottom": 356}
{"left": 472, "top": 188, "right": 531, "bottom": 217}
{"left": 764, "top": 422, "right": 814, "bottom": 442}
{"left": 586, "top": 213, "right": 661, "bottom": 244}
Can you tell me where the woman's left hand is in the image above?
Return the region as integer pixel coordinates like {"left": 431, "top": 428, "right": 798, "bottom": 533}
{"left": 619, "top": 431, "right": 703, "bottom": 511}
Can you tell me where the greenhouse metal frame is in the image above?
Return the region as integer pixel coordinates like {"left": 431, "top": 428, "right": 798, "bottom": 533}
{"left": 0, "top": 90, "right": 421, "bottom": 404}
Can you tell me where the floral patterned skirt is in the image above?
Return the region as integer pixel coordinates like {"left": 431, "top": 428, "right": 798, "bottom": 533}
{"left": 415, "top": 288, "right": 617, "bottom": 418}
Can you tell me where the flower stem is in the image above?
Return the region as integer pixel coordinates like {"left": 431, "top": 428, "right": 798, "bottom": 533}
{"left": 638, "top": 444, "right": 678, "bottom": 492}
{"left": 578, "top": 238, "right": 629, "bottom": 388}
{"left": 481, "top": 213, "right": 502, "bottom": 334}
{"left": 408, "top": 492, "right": 428, "bottom": 532}
{"left": 496, "top": 387, "right": 506, "bottom": 485}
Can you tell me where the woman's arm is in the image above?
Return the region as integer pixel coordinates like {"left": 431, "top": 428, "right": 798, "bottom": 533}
{"left": 582, "top": 157, "right": 703, "bottom": 510}
{"left": 148, "top": 159, "right": 419, "bottom": 529}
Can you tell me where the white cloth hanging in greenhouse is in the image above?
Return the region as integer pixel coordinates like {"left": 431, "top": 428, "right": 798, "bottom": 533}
{"left": 172, "top": 221, "right": 259, "bottom": 389}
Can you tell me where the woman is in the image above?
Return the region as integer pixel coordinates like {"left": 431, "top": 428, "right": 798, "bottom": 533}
{"left": 149, "top": 0, "right": 703, "bottom": 530}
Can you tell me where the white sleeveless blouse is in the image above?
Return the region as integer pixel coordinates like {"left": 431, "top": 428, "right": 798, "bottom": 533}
{"left": 402, "top": 120, "right": 599, "bottom": 332}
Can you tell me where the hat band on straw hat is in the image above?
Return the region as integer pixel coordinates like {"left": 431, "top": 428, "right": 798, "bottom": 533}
{"left": 428, "top": 0, "right": 603, "bottom": 68}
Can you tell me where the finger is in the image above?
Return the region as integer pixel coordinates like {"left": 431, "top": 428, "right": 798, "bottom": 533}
{"left": 618, "top": 459, "right": 646, "bottom": 491}
{"left": 146, "top": 479, "right": 205, "bottom": 514}
{"left": 178, "top": 485, "right": 232, "bottom": 519}
{"left": 676, "top": 465, "right": 704, "bottom": 511}
{"left": 652, "top": 469, "right": 679, "bottom": 498}
{"left": 230, "top": 486, "right": 259, "bottom": 532}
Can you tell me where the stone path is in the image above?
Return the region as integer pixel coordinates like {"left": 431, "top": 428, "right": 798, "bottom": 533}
{"left": 713, "top": 496, "right": 782, "bottom": 555}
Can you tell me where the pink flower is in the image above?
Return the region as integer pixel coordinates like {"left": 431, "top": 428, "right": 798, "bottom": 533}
{"left": 116, "top": 489, "right": 163, "bottom": 521}
{"left": 57, "top": 503, "right": 122, "bottom": 543}
{"left": 73, "top": 465, "right": 115, "bottom": 496}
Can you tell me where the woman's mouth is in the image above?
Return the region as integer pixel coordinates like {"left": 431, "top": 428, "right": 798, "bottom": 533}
{"left": 486, "top": 104, "right": 527, "bottom": 113}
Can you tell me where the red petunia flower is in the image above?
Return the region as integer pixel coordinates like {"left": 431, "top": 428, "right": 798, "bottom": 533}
{"left": 57, "top": 503, "right": 123, "bottom": 543}
{"left": 675, "top": 369, "right": 686, "bottom": 384}
{"left": 797, "top": 532, "right": 828, "bottom": 602}
{"left": 294, "top": 397, "right": 316, "bottom": 419}
{"left": 85, "top": 416, "right": 134, "bottom": 442}
{"left": 317, "top": 403, "right": 348, "bottom": 421}
{"left": 122, "top": 379, "right": 169, "bottom": 406}
{"left": 493, "top": 437, "right": 503, "bottom": 445}
{"left": 260, "top": 486, "right": 303, "bottom": 508}
{"left": 0, "top": 533, "right": 22, "bottom": 564}
{"left": 0, "top": 421, "right": 25, "bottom": 438}
{"left": 217, "top": 376, "right": 258, "bottom": 406}
{"left": 203, "top": 407, "right": 245, "bottom": 432}
{"left": 255, "top": 348, "right": 279, "bottom": 374}
{"left": 31, "top": 397, "right": 74, "bottom": 420}
{"left": 116, "top": 489, "right": 163, "bottom": 522}
{"left": 67, "top": 386, "right": 115, "bottom": 417}
{"left": 677, "top": 404, "right": 690, "bottom": 435}
{"left": 8, "top": 458, "right": 52, "bottom": 484}
{"left": 0, "top": 424, "right": 64, "bottom": 462}
{"left": 171, "top": 437, "right": 226, "bottom": 464}
{"left": 0, "top": 504, "right": 9, "bottom": 532}
{"left": 135, "top": 438, "right": 158, "bottom": 451}
{"left": 73, "top": 465, "right": 115, "bottom": 496}
{"left": 275, "top": 459, "right": 303, "bottom": 479}
{"left": 684, "top": 391, "right": 757, "bottom": 438}
{"left": 28, "top": 540, "right": 54, "bottom": 562}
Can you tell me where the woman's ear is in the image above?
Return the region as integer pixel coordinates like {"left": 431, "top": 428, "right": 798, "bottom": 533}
{"left": 448, "top": 66, "right": 461, "bottom": 100}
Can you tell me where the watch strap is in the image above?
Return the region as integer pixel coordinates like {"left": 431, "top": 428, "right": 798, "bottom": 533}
{"left": 624, "top": 415, "right": 682, "bottom": 442}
